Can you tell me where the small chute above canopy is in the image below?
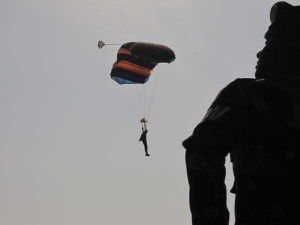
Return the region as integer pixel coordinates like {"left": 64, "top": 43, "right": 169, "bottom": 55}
{"left": 98, "top": 41, "right": 105, "bottom": 49}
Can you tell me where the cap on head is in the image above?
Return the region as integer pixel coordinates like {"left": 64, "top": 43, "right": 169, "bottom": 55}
{"left": 268, "top": 2, "right": 300, "bottom": 33}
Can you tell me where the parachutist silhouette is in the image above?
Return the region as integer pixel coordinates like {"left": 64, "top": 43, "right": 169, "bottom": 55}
{"left": 183, "top": 2, "right": 300, "bottom": 225}
{"left": 139, "top": 123, "right": 149, "bottom": 157}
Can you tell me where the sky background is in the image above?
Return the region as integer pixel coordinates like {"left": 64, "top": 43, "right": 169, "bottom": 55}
{"left": 1, "top": 1, "right": 298, "bottom": 225}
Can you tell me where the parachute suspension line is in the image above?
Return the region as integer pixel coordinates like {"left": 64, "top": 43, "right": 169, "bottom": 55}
{"left": 124, "top": 87, "right": 139, "bottom": 120}
{"left": 146, "top": 74, "right": 160, "bottom": 122}
{"left": 136, "top": 85, "right": 141, "bottom": 118}
{"left": 143, "top": 84, "right": 147, "bottom": 120}
{"left": 137, "top": 84, "right": 144, "bottom": 119}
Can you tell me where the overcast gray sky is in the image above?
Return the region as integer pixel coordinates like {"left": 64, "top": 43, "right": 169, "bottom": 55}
{"left": 1, "top": 1, "right": 298, "bottom": 225}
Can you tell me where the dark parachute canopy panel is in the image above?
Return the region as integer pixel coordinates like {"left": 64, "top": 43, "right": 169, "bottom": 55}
{"left": 130, "top": 42, "right": 176, "bottom": 63}
{"left": 110, "top": 42, "right": 176, "bottom": 85}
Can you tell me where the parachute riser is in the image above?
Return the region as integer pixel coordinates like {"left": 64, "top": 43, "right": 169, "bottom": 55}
{"left": 98, "top": 41, "right": 122, "bottom": 49}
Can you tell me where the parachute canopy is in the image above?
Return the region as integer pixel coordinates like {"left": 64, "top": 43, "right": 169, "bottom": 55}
{"left": 110, "top": 42, "right": 176, "bottom": 85}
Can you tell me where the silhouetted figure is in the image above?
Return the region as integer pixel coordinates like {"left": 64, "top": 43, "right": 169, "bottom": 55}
{"left": 139, "top": 123, "right": 150, "bottom": 156}
{"left": 182, "top": 2, "right": 300, "bottom": 225}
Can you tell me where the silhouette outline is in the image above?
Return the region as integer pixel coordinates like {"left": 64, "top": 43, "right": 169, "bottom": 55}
{"left": 183, "top": 2, "right": 300, "bottom": 225}
{"left": 139, "top": 122, "right": 150, "bottom": 157}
